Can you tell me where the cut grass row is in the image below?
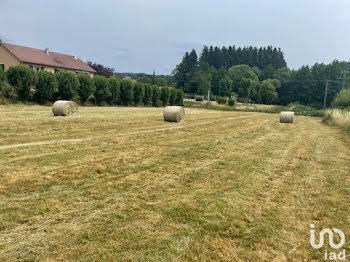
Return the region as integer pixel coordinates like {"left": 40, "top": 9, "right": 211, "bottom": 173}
{"left": 0, "top": 105, "right": 349, "bottom": 261}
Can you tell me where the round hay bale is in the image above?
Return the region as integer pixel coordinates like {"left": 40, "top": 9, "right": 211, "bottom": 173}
{"left": 163, "top": 106, "right": 185, "bottom": 122}
{"left": 52, "top": 100, "right": 78, "bottom": 116}
{"left": 280, "top": 111, "right": 294, "bottom": 123}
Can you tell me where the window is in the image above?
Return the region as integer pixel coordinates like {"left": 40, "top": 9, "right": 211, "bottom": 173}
{"left": 0, "top": 64, "right": 4, "bottom": 71}
{"left": 75, "top": 70, "right": 89, "bottom": 75}
{"left": 29, "top": 65, "right": 44, "bottom": 72}
{"left": 54, "top": 68, "right": 60, "bottom": 74}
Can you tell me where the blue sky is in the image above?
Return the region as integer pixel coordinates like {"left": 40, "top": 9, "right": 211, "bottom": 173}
{"left": 1, "top": 0, "right": 349, "bottom": 74}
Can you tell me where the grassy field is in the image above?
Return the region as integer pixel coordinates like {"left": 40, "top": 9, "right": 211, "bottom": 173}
{"left": 0, "top": 105, "right": 350, "bottom": 261}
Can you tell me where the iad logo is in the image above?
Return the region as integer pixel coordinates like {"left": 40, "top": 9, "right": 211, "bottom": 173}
{"left": 310, "top": 224, "right": 346, "bottom": 261}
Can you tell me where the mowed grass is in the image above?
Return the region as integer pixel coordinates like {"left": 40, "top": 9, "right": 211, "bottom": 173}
{"left": 0, "top": 105, "right": 350, "bottom": 261}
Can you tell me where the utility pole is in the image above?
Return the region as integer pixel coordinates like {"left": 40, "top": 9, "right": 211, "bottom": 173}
{"left": 323, "top": 80, "right": 329, "bottom": 109}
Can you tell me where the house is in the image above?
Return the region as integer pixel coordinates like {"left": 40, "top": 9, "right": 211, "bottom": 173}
{"left": 0, "top": 42, "right": 96, "bottom": 77}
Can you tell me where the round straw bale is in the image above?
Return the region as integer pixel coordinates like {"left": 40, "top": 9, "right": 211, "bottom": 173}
{"left": 163, "top": 106, "right": 185, "bottom": 122}
{"left": 280, "top": 111, "right": 294, "bottom": 123}
{"left": 52, "top": 100, "right": 78, "bottom": 116}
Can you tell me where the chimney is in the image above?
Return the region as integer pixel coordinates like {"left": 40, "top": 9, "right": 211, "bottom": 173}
{"left": 45, "top": 48, "right": 49, "bottom": 54}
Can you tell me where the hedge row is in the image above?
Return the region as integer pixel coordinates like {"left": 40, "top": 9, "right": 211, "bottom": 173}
{"left": 1, "top": 65, "right": 184, "bottom": 106}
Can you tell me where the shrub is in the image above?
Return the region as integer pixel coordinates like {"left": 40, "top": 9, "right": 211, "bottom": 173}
{"left": 0, "top": 67, "right": 5, "bottom": 91}
{"left": 56, "top": 71, "right": 79, "bottom": 100}
{"left": 78, "top": 74, "right": 95, "bottom": 105}
{"left": 108, "top": 77, "right": 120, "bottom": 105}
{"left": 332, "top": 89, "right": 350, "bottom": 109}
{"left": 134, "top": 82, "right": 145, "bottom": 105}
{"left": 35, "top": 71, "right": 58, "bottom": 104}
{"left": 152, "top": 85, "right": 161, "bottom": 107}
{"left": 196, "top": 95, "right": 204, "bottom": 101}
{"left": 216, "top": 96, "right": 227, "bottom": 104}
{"left": 120, "top": 79, "right": 134, "bottom": 106}
{"left": 143, "top": 84, "right": 153, "bottom": 106}
{"left": 169, "top": 88, "right": 177, "bottom": 105}
{"left": 175, "top": 89, "right": 184, "bottom": 106}
{"left": 6, "top": 65, "right": 37, "bottom": 101}
{"left": 160, "top": 87, "right": 170, "bottom": 106}
{"left": 94, "top": 75, "right": 110, "bottom": 105}
{"left": 228, "top": 98, "right": 236, "bottom": 106}
{"left": 1, "top": 85, "right": 14, "bottom": 99}
{"left": 210, "top": 95, "right": 216, "bottom": 101}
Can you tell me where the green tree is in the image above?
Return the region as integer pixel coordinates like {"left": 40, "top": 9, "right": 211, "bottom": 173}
{"left": 173, "top": 49, "right": 200, "bottom": 92}
{"left": 332, "top": 89, "right": 350, "bottom": 109}
{"left": 94, "top": 75, "right": 110, "bottom": 105}
{"left": 108, "top": 77, "right": 120, "bottom": 105}
{"left": 155, "top": 76, "right": 167, "bottom": 87}
{"left": 160, "top": 87, "right": 170, "bottom": 106}
{"left": 120, "top": 79, "right": 134, "bottom": 106}
{"left": 134, "top": 82, "right": 145, "bottom": 105}
{"left": 169, "top": 88, "right": 177, "bottom": 105}
{"left": 258, "top": 80, "right": 279, "bottom": 104}
{"left": 143, "top": 84, "right": 153, "bottom": 106}
{"left": 152, "top": 85, "right": 161, "bottom": 107}
{"left": 78, "top": 74, "right": 95, "bottom": 104}
{"left": 228, "top": 64, "right": 259, "bottom": 93}
{"left": 175, "top": 89, "right": 184, "bottom": 106}
{"left": 138, "top": 75, "right": 152, "bottom": 84}
{"left": 218, "top": 76, "right": 233, "bottom": 97}
{"left": 6, "top": 65, "right": 37, "bottom": 101}
{"left": 197, "top": 73, "right": 212, "bottom": 96}
{"left": 35, "top": 71, "right": 57, "bottom": 104}
{"left": 238, "top": 78, "right": 255, "bottom": 101}
{"left": 56, "top": 71, "right": 79, "bottom": 100}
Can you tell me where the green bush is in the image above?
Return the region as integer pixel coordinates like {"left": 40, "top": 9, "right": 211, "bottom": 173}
{"left": 143, "top": 84, "right": 153, "bottom": 106}
{"left": 160, "top": 87, "right": 170, "bottom": 106}
{"left": 120, "top": 79, "right": 134, "bottom": 106}
{"left": 216, "top": 96, "right": 227, "bottom": 104}
{"left": 332, "top": 89, "right": 350, "bottom": 109}
{"left": 196, "top": 95, "right": 204, "bottom": 101}
{"left": 0, "top": 67, "right": 5, "bottom": 91}
{"left": 210, "top": 95, "right": 216, "bottom": 101}
{"left": 169, "top": 88, "right": 177, "bottom": 106}
{"left": 108, "top": 77, "right": 120, "bottom": 105}
{"left": 35, "top": 71, "right": 57, "bottom": 104}
{"left": 6, "top": 65, "right": 37, "bottom": 101}
{"left": 78, "top": 74, "right": 95, "bottom": 105}
{"left": 94, "top": 75, "right": 110, "bottom": 105}
{"left": 1, "top": 85, "right": 14, "bottom": 99}
{"left": 56, "top": 71, "right": 79, "bottom": 100}
{"left": 176, "top": 89, "right": 184, "bottom": 106}
{"left": 134, "top": 82, "right": 145, "bottom": 105}
{"left": 152, "top": 85, "right": 161, "bottom": 107}
{"left": 228, "top": 98, "right": 236, "bottom": 106}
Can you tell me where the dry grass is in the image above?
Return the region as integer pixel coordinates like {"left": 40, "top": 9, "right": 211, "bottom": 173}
{"left": 323, "top": 109, "right": 350, "bottom": 133}
{"left": 0, "top": 105, "right": 350, "bottom": 261}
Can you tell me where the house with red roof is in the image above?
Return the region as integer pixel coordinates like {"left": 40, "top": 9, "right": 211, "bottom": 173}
{"left": 0, "top": 42, "right": 96, "bottom": 77}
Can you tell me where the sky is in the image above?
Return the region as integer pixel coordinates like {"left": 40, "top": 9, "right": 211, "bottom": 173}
{"left": 1, "top": 0, "right": 350, "bottom": 75}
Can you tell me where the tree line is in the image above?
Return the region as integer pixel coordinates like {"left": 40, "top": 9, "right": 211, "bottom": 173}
{"left": 173, "top": 45, "right": 350, "bottom": 108}
{"left": 0, "top": 65, "right": 184, "bottom": 107}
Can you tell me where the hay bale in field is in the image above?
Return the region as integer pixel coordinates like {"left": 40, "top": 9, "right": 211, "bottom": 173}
{"left": 163, "top": 106, "right": 185, "bottom": 122}
{"left": 280, "top": 111, "right": 294, "bottom": 123}
{"left": 52, "top": 100, "right": 78, "bottom": 116}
